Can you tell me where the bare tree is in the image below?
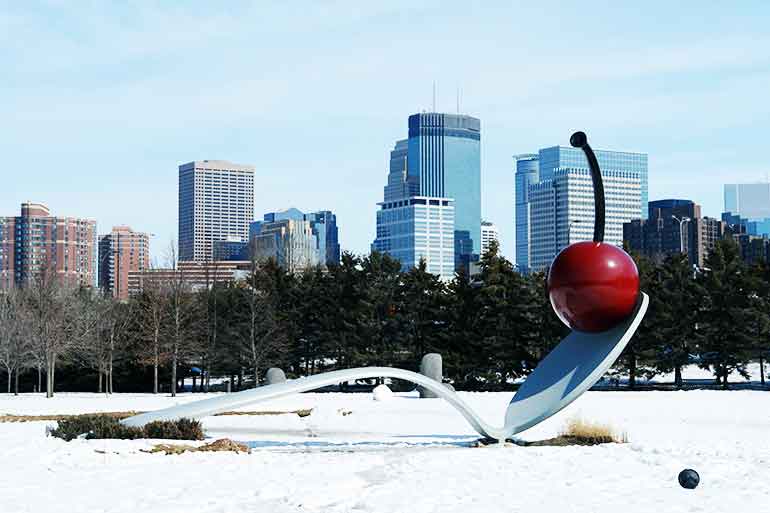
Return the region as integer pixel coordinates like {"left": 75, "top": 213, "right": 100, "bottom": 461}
{"left": 136, "top": 282, "right": 166, "bottom": 394}
{"left": 72, "top": 295, "right": 133, "bottom": 394}
{"left": 25, "top": 267, "right": 97, "bottom": 398}
{"left": 234, "top": 254, "right": 288, "bottom": 385}
{"left": 162, "top": 241, "right": 201, "bottom": 396}
{"left": 0, "top": 290, "right": 31, "bottom": 394}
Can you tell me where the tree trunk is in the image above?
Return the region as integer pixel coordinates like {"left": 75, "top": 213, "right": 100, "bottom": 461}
{"left": 674, "top": 365, "right": 682, "bottom": 389}
{"left": 98, "top": 370, "right": 103, "bottom": 394}
{"left": 37, "top": 365, "right": 42, "bottom": 394}
{"left": 108, "top": 354, "right": 114, "bottom": 394}
{"left": 171, "top": 348, "right": 178, "bottom": 397}
{"left": 14, "top": 368, "right": 19, "bottom": 396}
{"left": 153, "top": 342, "right": 159, "bottom": 394}
{"left": 760, "top": 355, "right": 766, "bottom": 387}
{"left": 6, "top": 369, "right": 11, "bottom": 395}
{"left": 46, "top": 355, "right": 56, "bottom": 398}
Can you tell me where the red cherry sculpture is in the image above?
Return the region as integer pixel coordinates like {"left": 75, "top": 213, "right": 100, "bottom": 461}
{"left": 548, "top": 241, "right": 639, "bottom": 332}
{"left": 546, "top": 132, "right": 640, "bottom": 333}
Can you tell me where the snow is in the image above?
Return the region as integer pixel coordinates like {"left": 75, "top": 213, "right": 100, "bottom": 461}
{"left": 1, "top": 388, "right": 769, "bottom": 512}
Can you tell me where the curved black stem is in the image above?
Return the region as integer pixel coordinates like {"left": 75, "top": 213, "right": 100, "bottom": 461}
{"left": 570, "top": 131, "right": 605, "bottom": 243}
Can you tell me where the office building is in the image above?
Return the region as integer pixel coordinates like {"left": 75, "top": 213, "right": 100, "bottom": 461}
{"left": 372, "top": 197, "right": 455, "bottom": 280}
{"left": 722, "top": 212, "right": 770, "bottom": 238}
{"left": 250, "top": 215, "right": 319, "bottom": 272}
{"left": 178, "top": 160, "right": 255, "bottom": 262}
{"left": 724, "top": 182, "right": 770, "bottom": 221}
{"left": 0, "top": 202, "right": 97, "bottom": 290}
{"left": 623, "top": 199, "right": 724, "bottom": 268}
{"left": 253, "top": 208, "right": 340, "bottom": 268}
{"left": 522, "top": 145, "right": 646, "bottom": 272}
{"left": 733, "top": 234, "right": 770, "bottom": 265}
{"left": 98, "top": 226, "right": 150, "bottom": 300}
{"left": 374, "top": 112, "right": 480, "bottom": 274}
{"left": 514, "top": 154, "right": 539, "bottom": 272}
{"left": 212, "top": 237, "right": 250, "bottom": 262}
{"left": 481, "top": 220, "right": 499, "bottom": 256}
{"left": 128, "top": 261, "right": 250, "bottom": 295}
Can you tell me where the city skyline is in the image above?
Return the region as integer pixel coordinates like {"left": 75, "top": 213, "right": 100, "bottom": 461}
{"left": 3, "top": 2, "right": 770, "bottom": 262}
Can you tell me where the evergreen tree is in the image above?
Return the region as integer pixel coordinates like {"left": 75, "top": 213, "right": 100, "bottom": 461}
{"left": 699, "top": 239, "right": 756, "bottom": 388}
{"left": 752, "top": 262, "right": 770, "bottom": 386}
{"left": 653, "top": 253, "right": 703, "bottom": 389}
{"left": 401, "top": 259, "right": 449, "bottom": 364}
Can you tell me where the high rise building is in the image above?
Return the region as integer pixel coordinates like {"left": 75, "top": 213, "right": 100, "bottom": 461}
{"left": 256, "top": 208, "right": 340, "bottom": 267}
{"left": 374, "top": 112, "right": 480, "bottom": 274}
{"left": 724, "top": 182, "right": 770, "bottom": 221}
{"left": 623, "top": 199, "right": 724, "bottom": 268}
{"left": 250, "top": 214, "right": 319, "bottom": 272}
{"left": 178, "top": 160, "right": 255, "bottom": 262}
{"left": 521, "top": 145, "right": 646, "bottom": 272}
{"left": 212, "top": 237, "right": 250, "bottom": 262}
{"left": 514, "top": 154, "right": 539, "bottom": 272}
{"left": 98, "top": 226, "right": 150, "bottom": 300}
{"left": 722, "top": 212, "right": 770, "bottom": 238}
{"left": 481, "top": 220, "right": 499, "bottom": 256}
{"left": 0, "top": 202, "right": 97, "bottom": 290}
{"left": 372, "top": 197, "right": 455, "bottom": 280}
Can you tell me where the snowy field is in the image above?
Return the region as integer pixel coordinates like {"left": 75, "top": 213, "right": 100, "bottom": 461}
{"left": 1, "top": 385, "right": 769, "bottom": 513}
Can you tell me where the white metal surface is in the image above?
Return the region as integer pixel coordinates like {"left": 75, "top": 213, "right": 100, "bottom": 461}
{"left": 124, "top": 293, "right": 649, "bottom": 441}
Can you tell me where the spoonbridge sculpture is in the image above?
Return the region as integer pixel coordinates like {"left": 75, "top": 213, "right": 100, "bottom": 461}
{"left": 124, "top": 132, "right": 649, "bottom": 442}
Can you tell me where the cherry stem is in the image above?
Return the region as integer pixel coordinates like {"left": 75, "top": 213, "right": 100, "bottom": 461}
{"left": 570, "top": 131, "right": 605, "bottom": 243}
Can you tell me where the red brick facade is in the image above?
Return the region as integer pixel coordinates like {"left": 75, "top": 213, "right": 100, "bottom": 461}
{"left": 0, "top": 203, "right": 97, "bottom": 290}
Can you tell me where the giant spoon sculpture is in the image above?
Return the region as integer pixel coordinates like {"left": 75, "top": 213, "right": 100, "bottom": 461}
{"left": 124, "top": 132, "right": 649, "bottom": 442}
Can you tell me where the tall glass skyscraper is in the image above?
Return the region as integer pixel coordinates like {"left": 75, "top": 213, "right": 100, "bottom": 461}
{"left": 517, "top": 145, "right": 647, "bottom": 272}
{"left": 724, "top": 183, "right": 770, "bottom": 221}
{"left": 407, "top": 113, "right": 481, "bottom": 268}
{"left": 375, "top": 112, "right": 480, "bottom": 276}
{"left": 514, "top": 154, "right": 539, "bottom": 272}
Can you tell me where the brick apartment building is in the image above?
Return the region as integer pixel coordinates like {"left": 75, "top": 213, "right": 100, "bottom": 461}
{"left": 0, "top": 202, "right": 97, "bottom": 290}
{"left": 98, "top": 226, "right": 150, "bottom": 300}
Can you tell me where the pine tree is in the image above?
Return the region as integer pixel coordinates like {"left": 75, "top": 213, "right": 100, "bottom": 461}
{"left": 699, "top": 239, "right": 757, "bottom": 388}
{"left": 654, "top": 253, "right": 703, "bottom": 389}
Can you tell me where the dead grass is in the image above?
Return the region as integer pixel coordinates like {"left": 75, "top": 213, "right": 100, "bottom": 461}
{"left": 559, "top": 417, "right": 628, "bottom": 444}
{"left": 509, "top": 417, "right": 628, "bottom": 447}
{"left": 0, "top": 408, "right": 313, "bottom": 423}
{"left": 141, "top": 438, "right": 251, "bottom": 455}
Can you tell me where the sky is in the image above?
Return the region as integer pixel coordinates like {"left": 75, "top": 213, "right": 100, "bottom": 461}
{"left": 2, "top": 1, "right": 769, "bottom": 262}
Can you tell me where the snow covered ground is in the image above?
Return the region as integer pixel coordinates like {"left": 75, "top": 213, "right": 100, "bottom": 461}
{"left": 1, "top": 387, "right": 769, "bottom": 513}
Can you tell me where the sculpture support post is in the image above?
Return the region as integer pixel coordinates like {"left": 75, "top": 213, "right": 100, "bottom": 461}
{"left": 419, "top": 353, "right": 442, "bottom": 398}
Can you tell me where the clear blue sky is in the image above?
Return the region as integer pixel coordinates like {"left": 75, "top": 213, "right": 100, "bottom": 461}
{"left": 2, "top": 1, "right": 769, "bottom": 262}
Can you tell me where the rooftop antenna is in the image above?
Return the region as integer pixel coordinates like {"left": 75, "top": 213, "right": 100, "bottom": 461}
{"left": 432, "top": 82, "right": 437, "bottom": 112}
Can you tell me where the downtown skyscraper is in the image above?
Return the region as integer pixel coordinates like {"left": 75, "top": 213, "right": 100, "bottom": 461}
{"left": 373, "top": 112, "right": 481, "bottom": 279}
{"left": 178, "top": 160, "right": 255, "bottom": 262}
{"left": 516, "top": 145, "right": 647, "bottom": 273}
{"left": 724, "top": 182, "right": 770, "bottom": 221}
